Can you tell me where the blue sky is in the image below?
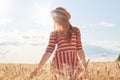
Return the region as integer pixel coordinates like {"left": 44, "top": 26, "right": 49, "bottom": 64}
{"left": 0, "top": 0, "right": 120, "bottom": 63}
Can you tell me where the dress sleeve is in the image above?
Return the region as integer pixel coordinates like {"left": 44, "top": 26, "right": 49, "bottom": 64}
{"left": 46, "top": 32, "right": 56, "bottom": 53}
{"left": 76, "top": 28, "right": 82, "bottom": 50}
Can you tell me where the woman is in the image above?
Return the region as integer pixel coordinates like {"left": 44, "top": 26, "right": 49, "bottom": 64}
{"left": 30, "top": 7, "right": 88, "bottom": 79}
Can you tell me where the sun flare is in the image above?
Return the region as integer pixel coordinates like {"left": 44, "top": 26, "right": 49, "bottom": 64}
{"left": 34, "top": 4, "right": 53, "bottom": 26}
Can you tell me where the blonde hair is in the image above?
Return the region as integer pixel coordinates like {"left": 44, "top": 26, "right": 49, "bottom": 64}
{"left": 53, "top": 14, "right": 73, "bottom": 42}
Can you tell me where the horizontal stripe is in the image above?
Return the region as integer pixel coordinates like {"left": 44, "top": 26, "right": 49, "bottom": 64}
{"left": 57, "top": 37, "right": 66, "bottom": 42}
{"left": 57, "top": 47, "right": 77, "bottom": 51}
{"left": 77, "top": 44, "right": 82, "bottom": 46}
{"left": 57, "top": 38, "right": 77, "bottom": 44}
{"left": 58, "top": 43, "right": 77, "bottom": 48}
{"left": 72, "top": 35, "right": 77, "bottom": 38}
{"left": 58, "top": 40, "right": 77, "bottom": 46}
{"left": 49, "top": 40, "right": 55, "bottom": 43}
{"left": 57, "top": 40, "right": 67, "bottom": 44}
{"left": 47, "top": 45, "right": 55, "bottom": 49}
{"left": 57, "top": 34, "right": 76, "bottom": 41}
{"left": 46, "top": 49, "right": 53, "bottom": 53}
{"left": 47, "top": 47, "right": 54, "bottom": 50}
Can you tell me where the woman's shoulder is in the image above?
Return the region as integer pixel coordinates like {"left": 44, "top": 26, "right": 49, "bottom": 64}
{"left": 50, "top": 30, "right": 58, "bottom": 37}
{"left": 51, "top": 30, "right": 58, "bottom": 34}
{"left": 72, "top": 26, "right": 80, "bottom": 31}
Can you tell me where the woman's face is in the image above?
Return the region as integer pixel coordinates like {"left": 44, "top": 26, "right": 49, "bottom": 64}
{"left": 52, "top": 12, "right": 66, "bottom": 25}
{"left": 53, "top": 17, "right": 61, "bottom": 25}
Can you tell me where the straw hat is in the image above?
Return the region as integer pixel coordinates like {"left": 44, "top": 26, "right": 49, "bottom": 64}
{"left": 50, "top": 7, "right": 71, "bottom": 19}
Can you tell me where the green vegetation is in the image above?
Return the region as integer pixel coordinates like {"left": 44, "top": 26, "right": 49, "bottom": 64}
{"left": 116, "top": 54, "right": 120, "bottom": 61}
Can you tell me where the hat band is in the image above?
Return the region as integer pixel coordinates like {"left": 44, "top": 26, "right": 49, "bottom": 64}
{"left": 52, "top": 12, "right": 67, "bottom": 18}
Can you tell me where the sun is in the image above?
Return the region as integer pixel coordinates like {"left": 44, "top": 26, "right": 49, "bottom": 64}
{"left": 33, "top": 4, "right": 53, "bottom": 26}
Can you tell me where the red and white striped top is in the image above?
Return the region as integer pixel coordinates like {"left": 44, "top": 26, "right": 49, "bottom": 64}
{"left": 46, "top": 27, "right": 82, "bottom": 69}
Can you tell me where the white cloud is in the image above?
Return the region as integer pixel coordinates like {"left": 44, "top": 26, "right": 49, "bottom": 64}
{"left": 0, "top": 46, "right": 45, "bottom": 63}
{"left": 99, "top": 22, "right": 115, "bottom": 27}
{"left": 85, "top": 41, "right": 120, "bottom": 52}
{"left": 88, "top": 23, "right": 98, "bottom": 27}
{"left": 81, "top": 21, "right": 116, "bottom": 28}
{"left": 0, "top": 47, "right": 9, "bottom": 55}
{"left": 0, "top": 30, "right": 21, "bottom": 42}
{"left": 89, "top": 55, "right": 116, "bottom": 62}
{"left": 0, "top": 29, "right": 48, "bottom": 63}
{"left": 0, "top": 19, "right": 13, "bottom": 25}
{"left": 0, "top": 29, "right": 49, "bottom": 46}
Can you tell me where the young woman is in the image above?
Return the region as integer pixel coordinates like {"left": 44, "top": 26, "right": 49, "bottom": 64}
{"left": 30, "top": 7, "right": 88, "bottom": 79}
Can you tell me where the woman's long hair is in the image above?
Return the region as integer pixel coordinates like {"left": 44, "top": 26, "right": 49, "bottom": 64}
{"left": 53, "top": 13, "right": 74, "bottom": 42}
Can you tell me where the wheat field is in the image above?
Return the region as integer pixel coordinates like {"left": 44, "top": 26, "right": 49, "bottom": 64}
{"left": 0, "top": 62, "right": 120, "bottom": 80}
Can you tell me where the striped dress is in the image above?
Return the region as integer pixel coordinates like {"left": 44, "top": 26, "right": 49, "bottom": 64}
{"left": 46, "top": 27, "right": 82, "bottom": 70}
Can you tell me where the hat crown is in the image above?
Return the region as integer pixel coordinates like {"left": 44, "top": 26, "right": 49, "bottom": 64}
{"left": 55, "top": 7, "right": 66, "bottom": 11}
{"left": 51, "top": 7, "right": 71, "bottom": 19}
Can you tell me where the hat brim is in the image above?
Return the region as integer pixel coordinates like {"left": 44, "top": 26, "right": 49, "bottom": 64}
{"left": 50, "top": 9, "right": 71, "bottom": 19}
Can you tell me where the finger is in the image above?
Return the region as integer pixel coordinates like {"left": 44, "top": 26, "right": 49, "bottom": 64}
{"left": 29, "top": 73, "right": 34, "bottom": 78}
{"left": 30, "top": 75, "right": 34, "bottom": 79}
{"left": 29, "top": 74, "right": 32, "bottom": 78}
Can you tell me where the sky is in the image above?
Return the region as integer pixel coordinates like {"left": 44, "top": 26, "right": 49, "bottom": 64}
{"left": 0, "top": 0, "right": 120, "bottom": 63}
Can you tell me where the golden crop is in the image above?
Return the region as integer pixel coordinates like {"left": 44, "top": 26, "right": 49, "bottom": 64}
{"left": 0, "top": 62, "right": 120, "bottom": 80}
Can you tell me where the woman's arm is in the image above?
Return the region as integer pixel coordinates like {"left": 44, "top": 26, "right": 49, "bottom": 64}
{"left": 37, "top": 52, "right": 52, "bottom": 70}
{"left": 30, "top": 32, "right": 56, "bottom": 78}
{"left": 77, "top": 49, "right": 89, "bottom": 79}
{"left": 37, "top": 31, "right": 56, "bottom": 70}
{"left": 75, "top": 27, "right": 87, "bottom": 68}
{"left": 77, "top": 49, "right": 87, "bottom": 69}
{"left": 29, "top": 52, "right": 52, "bottom": 78}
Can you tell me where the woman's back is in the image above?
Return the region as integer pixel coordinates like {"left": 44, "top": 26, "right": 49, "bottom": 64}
{"left": 46, "top": 27, "right": 83, "bottom": 69}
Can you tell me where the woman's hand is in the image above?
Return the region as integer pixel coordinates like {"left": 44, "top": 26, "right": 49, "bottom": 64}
{"left": 29, "top": 67, "right": 39, "bottom": 78}
{"left": 29, "top": 52, "right": 51, "bottom": 78}
{"left": 84, "top": 59, "right": 89, "bottom": 79}
{"left": 84, "top": 70, "right": 89, "bottom": 79}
